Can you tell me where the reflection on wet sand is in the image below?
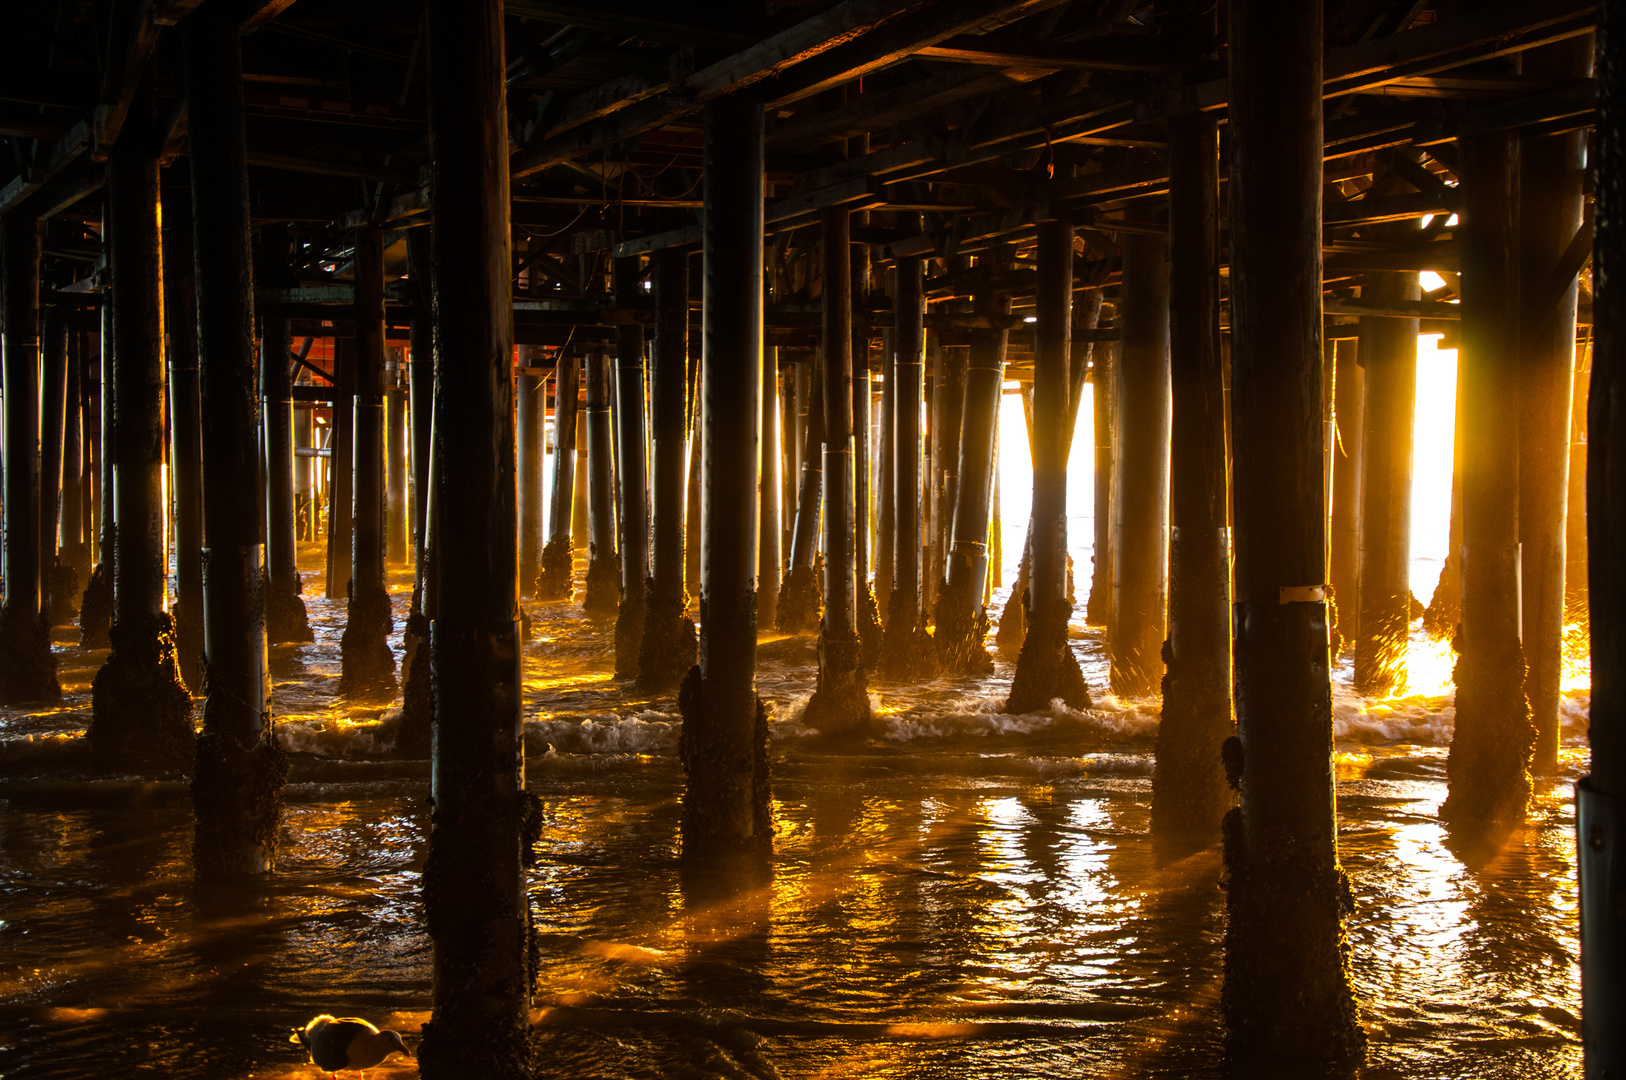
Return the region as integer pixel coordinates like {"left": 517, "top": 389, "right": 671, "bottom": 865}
{"left": 0, "top": 547, "right": 1586, "bottom": 1078}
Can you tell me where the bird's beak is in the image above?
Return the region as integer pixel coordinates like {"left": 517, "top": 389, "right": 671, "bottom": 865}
{"left": 287, "top": 1031, "right": 302, "bottom": 1045}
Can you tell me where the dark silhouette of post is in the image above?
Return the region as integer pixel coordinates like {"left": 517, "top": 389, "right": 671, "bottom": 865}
{"left": 1328, "top": 336, "right": 1362, "bottom": 651}
{"left": 517, "top": 348, "right": 544, "bottom": 595}
{"left": 934, "top": 274, "right": 1006, "bottom": 676}
{"left": 583, "top": 352, "right": 620, "bottom": 615}
{"left": 1007, "top": 219, "right": 1090, "bottom": 714}
{"left": 182, "top": 7, "right": 288, "bottom": 877}
{"left": 880, "top": 254, "right": 934, "bottom": 679}
{"left": 1111, "top": 230, "right": 1171, "bottom": 698}
{"left": 80, "top": 234, "right": 115, "bottom": 651}
{"left": 758, "top": 348, "right": 782, "bottom": 630}
{"left": 637, "top": 249, "right": 697, "bottom": 691}
{"left": 1353, "top": 271, "right": 1419, "bottom": 696}
{"left": 538, "top": 354, "right": 578, "bottom": 599}
{"left": 679, "top": 94, "right": 771, "bottom": 859}
{"left": 613, "top": 255, "right": 649, "bottom": 677}
{"left": 1442, "top": 129, "right": 1535, "bottom": 852}
{"left": 417, "top": 0, "right": 531, "bottom": 1072}
{"left": 326, "top": 337, "right": 354, "bottom": 601}
{"left": 0, "top": 210, "right": 61, "bottom": 702}
{"left": 386, "top": 351, "right": 409, "bottom": 565}
{"left": 778, "top": 354, "right": 823, "bottom": 633}
{"left": 1521, "top": 38, "right": 1590, "bottom": 773}
{"left": 88, "top": 75, "right": 192, "bottom": 769}
{"left": 1085, "top": 339, "right": 1114, "bottom": 627}
{"left": 339, "top": 225, "right": 397, "bottom": 700}
{"left": 61, "top": 326, "right": 90, "bottom": 602}
{"left": 1582, "top": 6, "right": 1626, "bottom": 1070}
{"left": 259, "top": 226, "right": 314, "bottom": 645}
{"left": 39, "top": 308, "right": 69, "bottom": 626}
{"left": 398, "top": 226, "right": 436, "bottom": 760}
{"left": 162, "top": 202, "right": 203, "bottom": 684}
{"left": 1222, "top": 0, "right": 1364, "bottom": 1065}
{"left": 805, "top": 207, "right": 870, "bottom": 732}
{"left": 1153, "top": 111, "right": 1231, "bottom": 844}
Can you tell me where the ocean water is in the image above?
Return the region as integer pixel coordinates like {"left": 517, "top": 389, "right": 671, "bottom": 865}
{"left": 0, "top": 536, "right": 1588, "bottom": 1079}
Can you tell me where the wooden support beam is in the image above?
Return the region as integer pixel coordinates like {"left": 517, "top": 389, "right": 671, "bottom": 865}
{"left": 916, "top": 34, "right": 1203, "bottom": 74}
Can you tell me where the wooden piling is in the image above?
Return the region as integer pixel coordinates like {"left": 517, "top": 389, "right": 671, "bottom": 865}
{"left": 613, "top": 255, "right": 649, "bottom": 676}
{"left": 538, "top": 354, "right": 578, "bottom": 599}
{"left": 879, "top": 254, "right": 935, "bottom": 679}
{"left": 417, "top": 0, "right": 532, "bottom": 1071}
{"left": 804, "top": 207, "right": 871, "bottom": 734}
{"left": 339, "top": 224, "right": 397, "bottom": 700}
{"left": 162, "top": 201, "right": 203, "bottom": 682}
{"left": 1328, "top": 337, "right": 1363, "bottom": 652}
{"left": 182, "top": 6, "right": 288, "bottom": 877}
{"left": 0, "top": 210, "right": 61, "bottom": 703}
{"left": 680, "top": 93, "right": 771, "bottom": 859}
{"left": 1007, "top": 219, "right": 1090, "bottom": 714}
{"left": 1153, "top": 110, "right": 1231, "bottom": 844}
{"left": 60, "top": 328, "right": 89, "bottom": 596}
{"left": 583, "top": 352, "right": 620, "bottom": 615}
{"left": 636, "top": 248, "right": 697, "bottom": 691}
{"left": 1086, "top": 340, "right": 1115, "bottom": 628}
{"left": 758, "top": 350, "right": 783, "bottom": 631}
{"left": 1222, "top": 0, "right": 1363, "bottom": 1063}
{"left": 778, "top": 355, "right": 824, "bottom": 634}
{"left": 1583, "top": 7, "right": 1626, "bottom": 1070}
{"left": 80, "top": 251, "right": 115, "bottom": 650}
{"left": 1442, "top": 129, "right": 1535, "bottom": 852}
{"left": 88, "top": 79, "right": 192, "bottom": 769}
{"left": 326, "top": 337, "right": 355, "bottom": 601}
{"left": 1111, "top": 229, "right": 1171, "bottom": 699}
{"left": 398, "top": 229, "right": 436, "bottom": 759}
{"left": 259, "top": 227, "right": 314, "bottom": 645}
{"left": 934, "top": 274, "right": 1007, "bottom": 676}
{"left": 39, "top": 308, "right": 70, "bottom": 627}
{"left": 1353, "top": 272, "right": 1419, "bottom": 696}
{"left": 386, "top": 351, "right": 409, "bottom": 565}
{"left": 1520, "top": 38, "right": 1590, "bottom": 773}
{"left": 517, "top": 350, "right": 544, "bottom": 595}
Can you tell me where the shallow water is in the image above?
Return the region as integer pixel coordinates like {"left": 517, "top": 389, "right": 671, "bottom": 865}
{"left": 0, "top": 546, "right": 1588, "bottom": 1079}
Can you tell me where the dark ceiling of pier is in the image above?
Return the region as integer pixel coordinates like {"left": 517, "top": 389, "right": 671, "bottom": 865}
{"left": 0, "top": 0, "right": 1595, "bottom": 358}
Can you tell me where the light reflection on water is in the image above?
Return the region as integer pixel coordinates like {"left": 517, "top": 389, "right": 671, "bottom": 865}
{"left": 0, "top": 546, "right": 1586, "bottom": 1078}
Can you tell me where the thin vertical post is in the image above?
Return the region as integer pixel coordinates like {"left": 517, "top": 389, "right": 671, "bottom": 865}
{"left": 805, "top": 207, "right": 870, "bottom": 732}
{"left": 418, "top": 0, "right": 530, "bottom": 1070}
{"left": 61, "top": 327, "right": 88, "bottom": 595}
{"left": 39, "top": 308, "right": 68, "bottom": 625}
{"left": 880, "top": 253, "right": 932, "bottom": 678}
{"left": 1328, "top": 336, "right": 1362, "bottom": 649}
{"left": 1353, "top": 273, "right": 1419, "bottom": 695}
{"left": 758, "top": 349, "right": 782, "bottom": 630}
{"left": 386, "top": 350, "right": 409, "bottom": 564}
{"left": 163, "top": 199, "right": 203, "bottom": 680}
{"left": 539, "top": 354, "right": 578, "bottom": 598}
{"left": 778, "top": 355, "right": 823, "bottom": 633}
{"left": 81, "top": 246, "right": 116, "bottom": 650}
{"left": 326, "top": 337, "right": 354, "bottom": 600}
{"left": 339, "top": 224, "right": 396, "bottom": 699}
{"left": 1111, "top": 230, "right": 1171, "bottom": 698}
{"left": 583, "top": 352, "right": 619, "bottom": 614}
{"left": 637, "top": 249, "right": 697, "bottom": 690}
{"left": 259, "top": 226, "right": 313, "bottom": 644}
{"left": 1085, "top": 340, "right": 1115, "bottom": 627}
{"left": 1007, "top": 218, "right": 1089, "bottom": 713}
{"left": 517, "top": 348, "right": 544, "bottom": 593}
{"left": 0, "top": 211, "right": 60, "bottom": 701}
{"left": 1223, "top": 0, "right": 1363, "bottom": 1063}
{"left": 613, "top": 255, "right": 649, "bottom": 676}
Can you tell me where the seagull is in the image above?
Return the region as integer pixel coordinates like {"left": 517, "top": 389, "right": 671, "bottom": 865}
{"left": 290, "top": 1014, "right": 411, "bottom": 1077}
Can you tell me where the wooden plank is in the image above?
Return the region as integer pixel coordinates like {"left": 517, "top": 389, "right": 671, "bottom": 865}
{"left": 613, "top": 225, "right": 703, "bottom": 258}
{"left": 502, "top": 1, "right": 757, "bottom": 50}
{"left": 245, "top": 151, "right": 419, "bottom": 185}
{"left": 1409, "top": 79, "right": 1595, "bottom": 145}
{"left": 1324, "top": 296, "right": 1462, "bottom": 319}
{"left": 0, "top": 119, "right": 91, "bottom": 216}
{"left": 94, "top": 0, "right": 165, "bottom": 150}
{"left": 1323, "top": 191, "right": 1451, "bottom": 225}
